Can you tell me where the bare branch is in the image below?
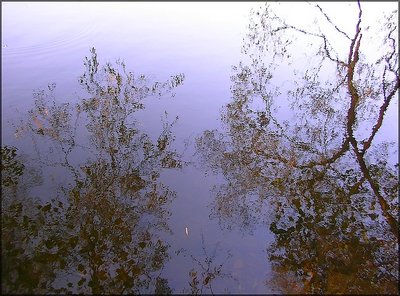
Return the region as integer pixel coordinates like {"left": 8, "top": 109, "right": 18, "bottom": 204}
{"left": 313, "top": 3, "right": 351, "bottom": 40}
{"left": 350, "top": 136, "right": 399, "bottom": 240}
{"left": 386, "top": 26, "right": 399, "bottom": 77}
{"left": 277, "top": 23, "right": 322, "bottom": 38}
{"left": 321, "top": 34, "right": 348, "bottom": 67}
{"left": 275, "top": 20, "right": 348, "bottom": 67}
{"left": 346, "top": 18, "right": 363, "bottom": 136}
{"left": 348, "top": 176, "right": 366, "bottom": 195}
{"left": 299, "top": 138, "right": 350, "bottom": 169}
{"left": 347, "top": 2, "right": 362, "bottom": 67}
{"left": 361, "top": 69, "right": 400, "bottom": 154}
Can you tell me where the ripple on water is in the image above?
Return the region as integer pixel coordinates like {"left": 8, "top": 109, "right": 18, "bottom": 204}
{"left": 2, "top": 21, "right": 97, "bottom": 60}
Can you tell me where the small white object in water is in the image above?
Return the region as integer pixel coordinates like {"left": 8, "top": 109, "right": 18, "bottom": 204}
{"left": 185, "top": 227, "right": 189, "bottom": 236}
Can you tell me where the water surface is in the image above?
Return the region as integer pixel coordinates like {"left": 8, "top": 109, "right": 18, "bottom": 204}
{"left": 2, "top": 2, "right": 398, "bottom": 294}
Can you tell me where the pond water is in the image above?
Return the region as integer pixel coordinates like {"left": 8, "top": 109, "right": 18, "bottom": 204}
{"left": 1, "top": 2, "right": 399, "bottom": 294}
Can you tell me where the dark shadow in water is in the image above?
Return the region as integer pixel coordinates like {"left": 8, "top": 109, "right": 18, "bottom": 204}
{"left": 195, "top": 3, "right": 398, "bottom": 294}
{"left": 2, "top": 48, "right": 186, "bottom": 294}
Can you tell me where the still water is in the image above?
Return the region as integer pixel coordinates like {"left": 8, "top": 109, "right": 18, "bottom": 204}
{"left": 2, "top": 2, "right": 399, "bottom": 294}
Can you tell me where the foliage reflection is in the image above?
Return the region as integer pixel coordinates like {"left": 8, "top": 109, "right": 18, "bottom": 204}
{"left": 2, "top": 48, "right": 184, "bottom": 294}
{"left": 196, "top": 3, "right": 398, "bottom": 294}
{"left": 179, "top": 233, "right": 235, "bottom": 295}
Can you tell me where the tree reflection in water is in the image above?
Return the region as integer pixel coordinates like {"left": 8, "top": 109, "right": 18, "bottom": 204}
{"left": 2, "top": 48, "right": 184, "bottom": 294}
{"left": 178, "top": 233, "right": 235, "bottom": 295}
{"left": 196, "top": 2, "right": 398, "bottom": 294}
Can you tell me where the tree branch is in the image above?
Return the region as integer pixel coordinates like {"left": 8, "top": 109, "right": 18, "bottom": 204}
{"left": 275, "top": 19, "right": 348, "bottom": 67}
{"left": 349, "top": 136, "right": 399, "bottom": 240}
{"left": 299, "top": 138, "right": 350, "bottom": 169}
{"left": 313, "top": 3, "right": 352, "bottom": 40}
{"left": 361, "top": 68, "right": 400, "bottom": 154}
{"left": 348, "top": 176, "right": 366, "bottom": 195}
